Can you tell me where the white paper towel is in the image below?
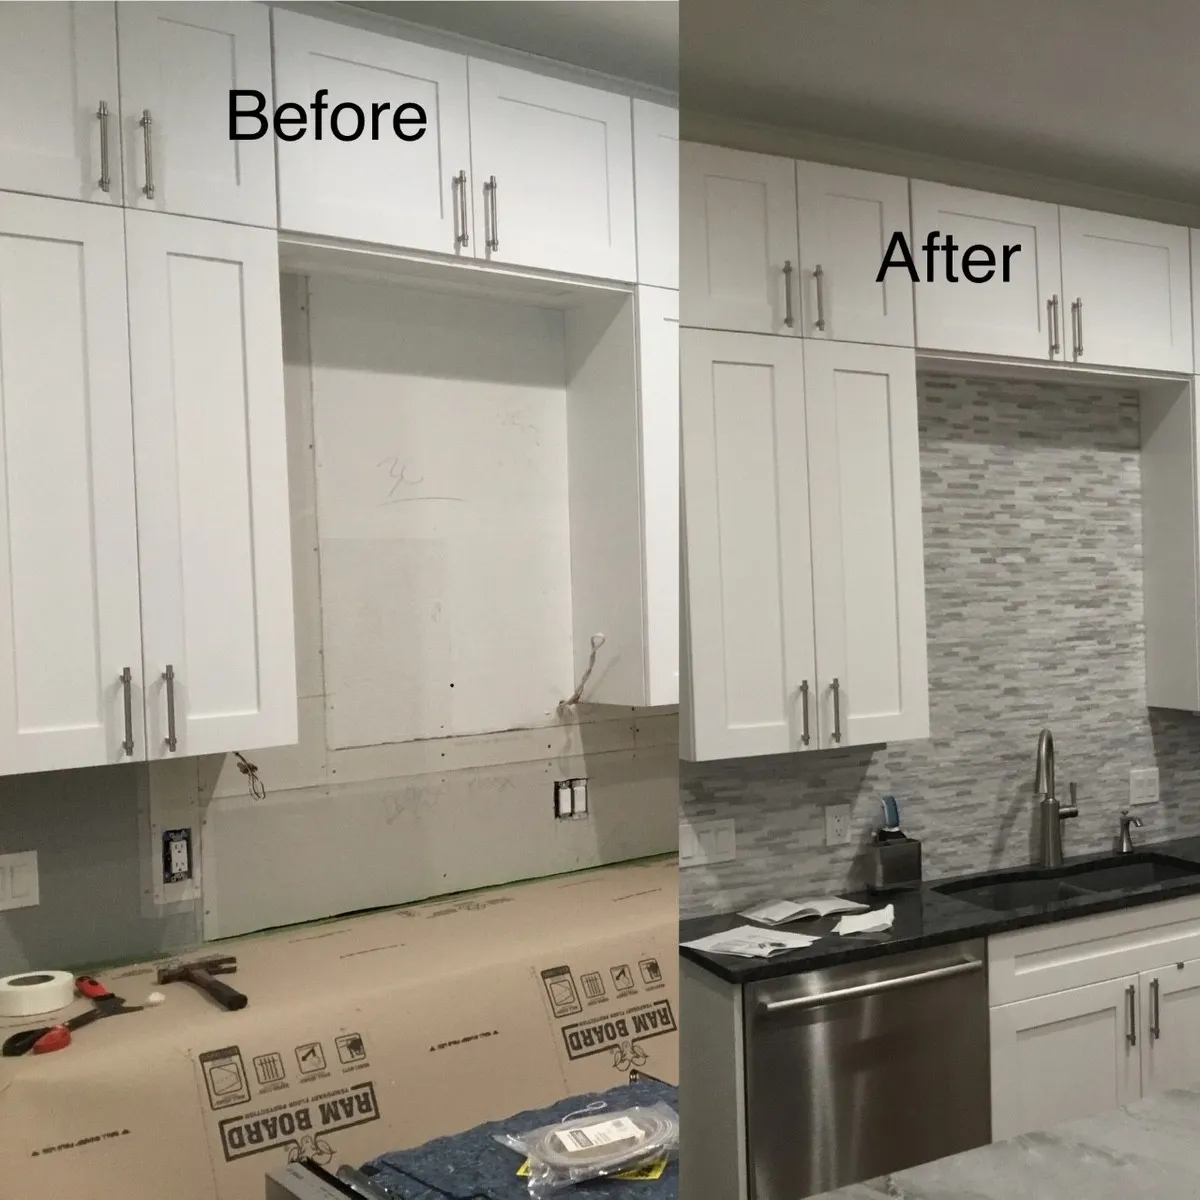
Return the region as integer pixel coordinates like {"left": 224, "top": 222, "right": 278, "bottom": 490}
{"left": 0, "top": 971, "right": 74, "bottom": 1017}
{"left": 833, "top": 905, "right": 894, "bottom": 935}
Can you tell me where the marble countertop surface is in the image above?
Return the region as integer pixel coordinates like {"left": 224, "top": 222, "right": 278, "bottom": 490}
{"left": 813, "top": 1086, "right": 1200, "bottom": 1199}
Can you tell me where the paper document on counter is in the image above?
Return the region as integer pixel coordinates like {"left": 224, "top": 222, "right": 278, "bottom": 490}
{"left": 833, "top": 905, "right": 894, "bottom": 935}
{"left": 741, "top": 897, "right": 870, "bottom": 925}
{"left": 681, "top": 925, "right": 820, "bottom": 958}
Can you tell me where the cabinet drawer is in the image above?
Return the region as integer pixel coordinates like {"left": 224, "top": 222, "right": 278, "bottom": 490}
{"left": 988, "top": 895, "right": 1200, "bottom": 1005}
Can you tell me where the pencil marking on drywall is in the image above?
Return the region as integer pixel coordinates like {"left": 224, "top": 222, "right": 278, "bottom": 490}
{"left": 376, "top": 456, "right": 466, "bottom": 505}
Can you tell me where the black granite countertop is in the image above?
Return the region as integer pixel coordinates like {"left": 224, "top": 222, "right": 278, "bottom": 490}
{"left": 679, "top": 835, "right": 1200, "bottom": 983}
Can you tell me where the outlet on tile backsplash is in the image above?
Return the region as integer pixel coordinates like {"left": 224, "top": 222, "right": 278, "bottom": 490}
{"left": 681, "top": 373, "right": 1200, "bottom": 918}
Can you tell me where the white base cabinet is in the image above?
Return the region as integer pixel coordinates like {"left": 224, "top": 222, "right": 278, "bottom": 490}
{"left": 681, "top": 332, "right": 929, "bottom": 761}
{"left": 990, "top": 976, "right": 1140, "bottom": 1141}
{"left": 988, "top": 899, "right": 1200, "bottom": 1142}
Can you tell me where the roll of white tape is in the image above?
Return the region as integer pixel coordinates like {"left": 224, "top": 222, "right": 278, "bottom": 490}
{"left": 0, "top": 971, "right": 75, "bottom": 1017}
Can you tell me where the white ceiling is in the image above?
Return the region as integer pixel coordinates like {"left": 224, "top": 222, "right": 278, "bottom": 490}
{"left": 682, "top": 0, "right": 1200, "bottom": 205}
{"left": 350, "top": 1, "right": 678, "bottom": 92}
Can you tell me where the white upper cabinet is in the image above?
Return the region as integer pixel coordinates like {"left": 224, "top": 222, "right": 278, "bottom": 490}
{"left": 1059, "top": 207, "right": 1193, "bottom": 373}
{"left": 796, "top": 162, "right": 913, "bottom": 346}
{"left": 681, "top": 143, "right": 799, "bottom": 335}
{"left": 117, "top": 2, "right": 275, "bottom": 226}
{"left": 633, "top": 100, "right": 679, "bottom": 289}
{"left": 638, "top": 286, "right": 680, "bottom": 705}
{"left": 0, "top": 194, "right": 143, "bottom": 775}
{"left": 0, "top": 2, "right": 122, "bottom": 204}
{"left": 467, "top": 59, "right": 636, "bottom": 280}
{"left": 911, "top": 181, "right": 1063, "bottom": 360}
{"left": 272, "top": 10, "right": 471, "bottom": 254}
{"left": 126, "top": 212, "right": 297, "bottom": 758}
{"left": 681, "top": 330, "right": 817, "bottom": 760}
{"left": 805, "top": 342, "right": 929, "bottom": 748}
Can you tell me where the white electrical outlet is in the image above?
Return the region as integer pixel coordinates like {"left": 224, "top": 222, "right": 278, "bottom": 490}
{"left": 0, "top": 851, "right": 39, "bottom": 912}
{"left": 824, "top": 804, "right": 852, "bottom": 846}
{"left": 1130, "top": 767, "right": 1160, "bottom": 807}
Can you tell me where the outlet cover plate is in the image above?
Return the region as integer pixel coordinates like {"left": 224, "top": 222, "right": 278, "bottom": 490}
{"left": 0, "top": 851, "right": 39, "bottom": 912}
{"left": 825, "top": 804, "right": 852, "bottom": 846}
{"left": 1130, "top": 768, "right": 1160, "bottom": 807}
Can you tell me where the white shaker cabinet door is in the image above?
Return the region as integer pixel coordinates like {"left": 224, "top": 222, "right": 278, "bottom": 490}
{"left": 805, "top": 342, "right": 928, "bottom": 748}
{"left": 117, "top": 1, "right": 276, "bottom": 226}
{"left": 1060, "top": 207, "right": 1193, "bottom": 373}
{"left": 681, "top": 330, "right": 817, "bottom": 761}
{"left": 680, "top": 142, "right": 799, "bottom": 335}
{"left": 0, "top": 2, "right": 122, "bottom": 204}
{"left": 1140, "top": 960, "right": 1200, "bottom": 1098}
{"left": 990, "top": 978, "right": 1141, "bottom": 1142}
{"left": 911, "top": 182, "right": 1063, "bottom": 361}
{"left": 468, "top": 59, "right": 636, "bottom": 280}
{"left": 126, "top": 211, "right": 297, "bottom": 758}
{"left": 633, "top": 100, "right": 679, "bottom": 289}
{"left": 273, "top": 10, "right": 471, "bottom": 254}
{"left": 639, "top": 286, "right": 680, "bottom": 706}
{"left": 796, "top": 162, "right": 913, "bottom": 346}
{"left": 0, "top": 194, "right": 144, "bottom": 774}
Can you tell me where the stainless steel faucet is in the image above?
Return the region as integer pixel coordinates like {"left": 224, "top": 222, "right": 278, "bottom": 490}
{"left": 1033, "top": 728, "right": 1078, "bottom": 868}
{"left": 1118, "top": 809, "right": 1144, "bottom": 854}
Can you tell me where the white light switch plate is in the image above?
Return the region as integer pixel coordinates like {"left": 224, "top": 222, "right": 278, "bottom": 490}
{"left": 1130, "top": 767, "right": 1160, "bottom": 807}
{"left": 0, "top": 851, "right": 39, "bottom": 912}
{"left": 679, "top": 820, "right": 736, "bottom": 867}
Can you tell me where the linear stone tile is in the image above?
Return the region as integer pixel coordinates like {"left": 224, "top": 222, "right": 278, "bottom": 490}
{"left": 681, "top": 373, "right": 1200, "bottom": 918}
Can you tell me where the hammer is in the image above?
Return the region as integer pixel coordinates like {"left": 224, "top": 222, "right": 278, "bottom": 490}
{"left": 157, "top": 955, "right": 247, "bottom": 1011}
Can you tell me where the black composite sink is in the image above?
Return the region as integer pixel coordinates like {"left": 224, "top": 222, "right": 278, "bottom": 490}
{"left": 935, "top": 853, "right": 1200, "bottom": 912}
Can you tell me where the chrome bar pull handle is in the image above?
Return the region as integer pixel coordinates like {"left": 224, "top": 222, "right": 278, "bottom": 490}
{"left": 814, "top": 264, "right": 827, "bottom": 331}
{"left": 782, "top": 260, "right": 795, "bottom": 328}
{"left": 120, "top": 667, "right": 134, "bottom": 757}
{"left": 831, "top": 677, "right": 842, "bottom": 744}
{"left": 760, "top": 959, "right": 983, "bottom": 1014}
{"left": 1048, "top": 295, "right": 1060, "bottom": 357}
{"left": 799, "top": 680, "right": 810, "bottom": 746}
{"left": 1151, "top": 977, "right": 1161, "bottom": 1040}
{"left": 453, "top": 170, "right": 469, "bottom": 247}
{"left": 1126, "top": 984, "right": 1137, "bottom": 1046}
{"left": 139, "top": 110, "right": 155, "bottom": 199}
{"left": 1070, "top": 298, "right": 1082, "bottom": 360}
{"left": 1076, "top": 296, "right": 1084, "bottom": 358}
{"left": 484, "top": 176, "right": 499, "bottom": 251}
{"left": 162, "top": 664, "right": 177, "bottom": 753}
{"left": 97, "top": 101, "right": 111, "bottom": 192}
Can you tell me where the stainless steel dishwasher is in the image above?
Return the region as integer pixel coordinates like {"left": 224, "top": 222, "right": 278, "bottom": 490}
{"left": 745, "top": 939, "right": 990, "bottom": 1199}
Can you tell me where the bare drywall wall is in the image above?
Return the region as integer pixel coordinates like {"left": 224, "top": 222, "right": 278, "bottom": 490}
{"left": 186, "top": 273, "right": 678, "bottom": 939}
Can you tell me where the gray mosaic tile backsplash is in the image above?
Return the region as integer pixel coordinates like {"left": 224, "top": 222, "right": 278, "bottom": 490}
{"left": 680, "top": 372, "right": 1200, "bottom": 918}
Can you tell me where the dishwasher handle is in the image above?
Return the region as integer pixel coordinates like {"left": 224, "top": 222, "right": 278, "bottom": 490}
{"left": 758, "top": 958, "right": 983, "bottom": 1015}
